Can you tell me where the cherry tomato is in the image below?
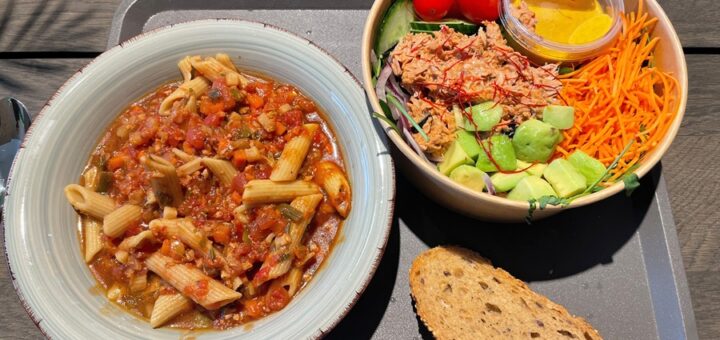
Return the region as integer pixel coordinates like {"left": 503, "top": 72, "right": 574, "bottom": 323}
{"left": 446, "top": 0, "right": 462, "bottom": 18}
{"left": 413, "top": 0, "right": 456, "bottom": 21}
{"left": 457, "top": 0, "right": 499, "bottom": 23}
{"left": 185, "top": 126, "right": 205, "bottom": 149}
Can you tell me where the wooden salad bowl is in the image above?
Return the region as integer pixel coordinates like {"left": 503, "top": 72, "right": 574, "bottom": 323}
{"left": 361, "top": 0, "right": 687, "bottom": 222}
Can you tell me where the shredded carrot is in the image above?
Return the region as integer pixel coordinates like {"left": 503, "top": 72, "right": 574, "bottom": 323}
{"left": 556, "top": 0, "right": 679, "bottom": 180}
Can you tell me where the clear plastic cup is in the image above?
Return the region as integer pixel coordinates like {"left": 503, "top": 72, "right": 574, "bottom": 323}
{"left": 499, "top": 0, "right": 625, "bottom": 64}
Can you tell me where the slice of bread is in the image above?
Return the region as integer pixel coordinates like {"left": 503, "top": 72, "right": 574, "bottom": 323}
{"left": 409, "top": 246, "right": 602, "bottom": 340}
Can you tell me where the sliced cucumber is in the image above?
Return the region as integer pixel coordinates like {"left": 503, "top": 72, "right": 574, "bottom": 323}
{"left": 410, "top": 20, "right": 479, "bottom": 35}
{"left": 375, "top": 0, "right": 415, "bottom": 55}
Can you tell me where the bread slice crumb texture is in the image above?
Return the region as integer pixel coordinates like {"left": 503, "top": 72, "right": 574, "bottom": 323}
{"left": 409, "top": 246, "right": 603, "bottom": 340}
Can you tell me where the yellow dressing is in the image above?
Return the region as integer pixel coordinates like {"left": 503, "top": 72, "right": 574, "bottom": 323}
{"left": 515, "top": 0, "right": 612, "bottom": 44}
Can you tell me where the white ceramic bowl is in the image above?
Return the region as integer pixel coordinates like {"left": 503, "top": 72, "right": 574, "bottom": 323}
{"left": 361, "top": 0, "right": 687, "bottom": 222}
{"left": 4, "top": 20, "right": 394, "bottom": 339}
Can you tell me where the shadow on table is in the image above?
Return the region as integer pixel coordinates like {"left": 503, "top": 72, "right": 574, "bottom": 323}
{"left": 401, "top": 165, "right": 662, "bottom": 282}
{"left": 327, "top": 166, "right": 660, "bottom": 338}
{"left": 325, "top": 212, "right": 401, "bottom": 339}
{"left": 328, "top": 111, "right": 661, "bottom": 337}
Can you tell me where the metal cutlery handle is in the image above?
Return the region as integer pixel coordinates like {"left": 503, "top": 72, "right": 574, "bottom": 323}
{"left": 0, "top": 97, "right": 31, "bottom": 205}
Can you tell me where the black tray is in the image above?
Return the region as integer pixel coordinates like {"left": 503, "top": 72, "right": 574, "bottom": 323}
{"left": 108, "top": 1, "right": 698, "bottom": 338}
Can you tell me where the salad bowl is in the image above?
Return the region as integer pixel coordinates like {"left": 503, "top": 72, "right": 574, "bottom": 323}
{"left": 361, "top": 0, "right": 687, "bottom": 222}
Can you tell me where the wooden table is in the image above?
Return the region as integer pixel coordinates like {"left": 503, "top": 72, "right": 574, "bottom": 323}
{"left": 0, "top": 0, "right": 717, "bottom": 338}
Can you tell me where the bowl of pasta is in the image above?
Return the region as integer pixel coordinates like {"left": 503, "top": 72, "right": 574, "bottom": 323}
{"left": 3, "top": 20, "right": 393, "bottom": 338}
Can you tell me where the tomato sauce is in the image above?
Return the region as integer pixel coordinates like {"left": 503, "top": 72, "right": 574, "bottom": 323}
{"left": 78, "top": 66, "right": 348, "bottom": 330}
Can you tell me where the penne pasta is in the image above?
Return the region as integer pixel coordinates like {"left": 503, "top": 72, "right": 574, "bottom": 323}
{"left": 149, "top": 218, "right": 211, "bottom": 255}
{"left": 314, "top": 161, "right": 352, "bottom": 218}
{"left": 159, "top": 77, "right": 210, "bottom": 115}
{"left": 162, "top": 207, "right": 178, "bottom": 219}
{"left": 254, "top": 234, "right": 292, "bottom": 286}
{"left": 143, "top": 155, "right": 184, "bottom": 207}
{"left": 64, "top": 184, "right": 116, "bottom": 219}
{"left": 184, "top": 76, "right": 210, "bottom": 96}
{"left": 130, "top": 271, "right": 148, "bottom": 293}
{"left": 242, "top": 180, "right": 320, "bottom": 205}
{"left": 279, "top": 267, "right": 303, "bottom": 297}
{"left": 231, "top": 277, "right": 243, "bottom": 291}
{"left": 115, "top": 250, "right": 129, "bottom": 264}
{"left": 64, "top": 54, "right": 354, "bottom": 330}
{"left": 215, "top": 53, "right": 238, "bottom": 72}
{"left": 118, "top": 230, "right": 154, "bottom": 251}
{"left": 190, "top": 57, "right": 248, "bottom": 87}
{"left": 287, "top": 194, "right": 324, "bottom": 249}
{"left": 150, "top": 293, "right": 193, "bottom": 328}
{"left": 255, "top": 194, "right": 323, "bottom": 285}
{"left": 177, "top": 157, "right": 204, "bottom": 177}
{"left": 149, "top": 219, "right": 237, "bottom": 282}
{"left": 103, "top": 204, "right": 143, "bottom": 238}
{"left": 184, "top": 95, "right": 198, "bottom": 114}
{"left": 83, "top": 217, "right": 103, "bottom": 263}
{"left": 178, "top": 56, "right": 194, "bottom": 82}
{"left": 270, "top": 124, "right": 319, "bottom": 181}
{"left": 202, "top": 158, "right": 237, "bottom": 187}
{"left": 145, "top": 253, "right": 241, "bottom": 310}
{"left": 171, "top": 148, "right": 195, "bottom": 162}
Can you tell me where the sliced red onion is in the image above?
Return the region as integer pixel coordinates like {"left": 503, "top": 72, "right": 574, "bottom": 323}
{"left": 388, "top": 76, "right": 409, "bottom": 103}
{"left": 386, "top": 83, "right": 410, "bottom": 121}
{"left": 375, "top": 62, "right": 393, "bottom": 103}
{"left": 402, "top": 128, "right": 431, "bottom": 164}
{"left": 397, "top": 109, "right": 410, "bottom": 130}
{"left": 388, "top": 103, "right": 402, "bottom": 121}
{"left": 483, "top": 172, "right": 496, "bottom": 195}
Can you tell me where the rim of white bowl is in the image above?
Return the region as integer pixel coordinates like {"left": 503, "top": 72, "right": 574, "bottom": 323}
{"left": 3, "top": 19, "right": 395, "bottom": 339}
{"left": 360, "top": 0, "right": 687, "bottom": 213}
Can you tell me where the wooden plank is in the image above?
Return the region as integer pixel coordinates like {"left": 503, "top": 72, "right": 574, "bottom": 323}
{"left": 1, "top": 0, "right": 719, "bottom": 52}
{"left": 0, "top": 59, "right": 90, "bottom": 116}
{"left": 686, "top": 272, "right": 720, "bottom": 340}
{"left": 0, "top": 0, "right": 121, "bottom": 52}
{"left": 660, "top": 54, "right": 720, "bottom": 340}
{"left": 664, "top": 55, "right": 720, "bottom": 274}
{"left": 657, "top": 0, "right": 720, "bottom": 48}
{"left": 674, "top": 55, "right": 720, "bottom": 137}
{"left": 665, "top": 135, "right": 720, "bottom": 272}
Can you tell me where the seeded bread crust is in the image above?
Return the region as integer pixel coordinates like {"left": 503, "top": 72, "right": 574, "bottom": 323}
{"left": 409, "top": 246, "right": 602, "bottom": 340}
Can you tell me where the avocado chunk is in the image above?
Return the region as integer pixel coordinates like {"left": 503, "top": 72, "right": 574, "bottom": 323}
{"left": 490, "top": 171, "right": 529, "bottom": 193}
{"left": 567, "top": 150, "right": 607, "bottom": 184}
{"left": 512, "top": 119, "right": 562, "bottom": 162}
{"left": 455, "top": 130, "right": 482, "bottom": 160}
{"left": 449, "top": 165, "right": 486, "bottom": 192}
{"left": 542, "top": 105, "right": 575, "bottom": 129}
{"left": 542, "top": 159, "right": 587, "bottom": 198}
{"left": 507, "top": 176, "right": 557, "bottom": 202}
{"left": 438, "top": 140, "right": 473, "bottom": 175}
{"left": 517, "top": 160, "right": 547, "bottom": 177}
{"left": 476, "top": 134, "right": 517, "bottom": 172}
{"left": 463, "top": 102, "right": 503, "bottom": 131}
